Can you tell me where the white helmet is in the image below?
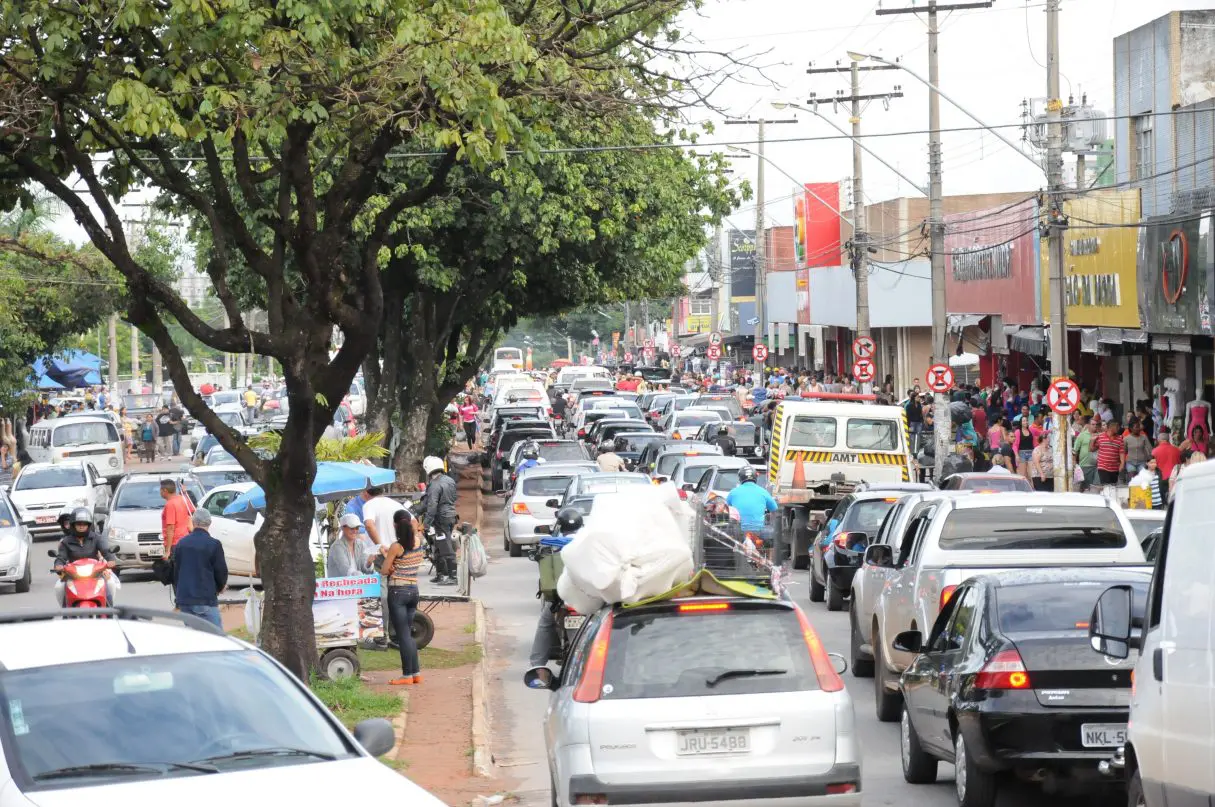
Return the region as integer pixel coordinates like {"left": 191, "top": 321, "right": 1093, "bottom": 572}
{"left": 422, "top": 456, "right": 445, "bottom": 476}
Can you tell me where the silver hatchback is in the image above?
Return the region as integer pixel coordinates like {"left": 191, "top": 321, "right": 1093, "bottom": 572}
{"left": 525, "top": 596, "right": 862, "bottom": 807}
{"left": 503, "top": 464, "right": 598, "bottom": 557}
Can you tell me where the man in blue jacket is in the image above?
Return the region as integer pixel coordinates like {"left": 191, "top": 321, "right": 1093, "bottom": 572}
{"left": 171, "top": 509, "right": 229, "bottom": 628}
{"left": 725, "top": 465, "right": 778, "bottom": 531}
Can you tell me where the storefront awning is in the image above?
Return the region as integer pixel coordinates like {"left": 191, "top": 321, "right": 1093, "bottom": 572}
{"left": 1007, "top": 325, "right": 1047, "bottom": 357}
{"left": 1150, "top": 334, "right": 1192, "bottom": 353}
{"left": 947, "top": 314, "right": 985, "bottom": 331}
{"left": 680, "top": 332, "right": 712, "bottom": 348}
{"left": 1079, "top": 328, "right": 1149, "bottom": 354}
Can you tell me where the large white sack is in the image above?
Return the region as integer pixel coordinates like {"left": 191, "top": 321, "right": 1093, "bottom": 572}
{"left": 558, "top": 487, "right": 695, "bottom": 608}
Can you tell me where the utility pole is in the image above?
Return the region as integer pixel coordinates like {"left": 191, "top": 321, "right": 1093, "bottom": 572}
{"left": 725, "top": 117, "right": 796, "bottom": 378}
{"left": 107, "top": 314, "right": 119, "bottom": 394}
{"left": 129, "top": 325, "right": 140, "bottom": 392}
{"left": 806, "top": 61, "right": 902, "bottom": 383}
{"left": 1045, "top": 0, "right": 1071, "bottom": 491}
{"left": 876, "top": 0, "right": 993, "bottom": 478}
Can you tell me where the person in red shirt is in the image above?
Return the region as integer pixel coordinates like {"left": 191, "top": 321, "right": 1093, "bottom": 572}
{"left": 457, "top": 396, "right": 479, "bottom": 449}
{"left": 160, "top": 479, "right": 194, "bottom": 555}
{"left": 1152, "top": 435, "right": 1182, "bottom": 496}
{"left": 1092, "top": 419, "right": 1127, "bottom": 487}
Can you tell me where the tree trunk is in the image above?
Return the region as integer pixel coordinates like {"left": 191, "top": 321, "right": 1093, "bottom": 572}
{"left": 392, "top": 303, "right": 437, "bottom": 488}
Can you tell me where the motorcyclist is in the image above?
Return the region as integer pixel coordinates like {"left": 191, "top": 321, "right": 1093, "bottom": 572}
{"left": 596, "top": 439, "right": 626, "bottom": 472}
{"left": 708, "top": 423, "right": 737, "bottom": 457}
{"left": 421, "top": 456, "right": 458, "bottom": 586}
{"left": 56, "top": 505, "right": 75, "bottom": 539}
{"left": 53, "top": 507, "right": 118, "bottom": 607}
{"left": 528, "top": 507, "right": 584, "bottom": 669}
{"left": 724, "top": 465, "right": 778, "bottom": 532}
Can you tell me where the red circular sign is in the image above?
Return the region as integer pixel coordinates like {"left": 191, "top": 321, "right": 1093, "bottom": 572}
{"left": 852, "top": 358, "right": 875, "bottom": 383}
{"left": 623, "top": 352, "right": 633, "bottom": 362}
{"left": 670, "top": 345, "right": 681, "bottom": 357}
{"left": 707, "top": 346, "right": 722, "bottom": 360}
{"left": 1046, "top": 377, "right": 1080, "bottom": 415}
{"left": 753, "top": 344, "right": 769, "bottom": 362}
{"left": 1162, "top": 228, "right": 1189, "bottom": 304}
{"left": 926, "top": 363, "right": 954, "bottom": 393}
{"left": 852, "top": 336, "right": 876, "bottom": 359}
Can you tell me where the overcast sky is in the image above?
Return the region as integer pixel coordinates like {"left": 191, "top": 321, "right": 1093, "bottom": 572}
{"left": 687, "top": 0, "right": 1213, "bottom": 234}
{"left": 52, "top": 1, "right": 1209, "bottom": 249}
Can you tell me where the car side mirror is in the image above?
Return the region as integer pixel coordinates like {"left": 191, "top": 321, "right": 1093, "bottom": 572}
{"left": 94, "top": 503, "right": 109, "bottom": 517}
{"left": 47, "top": 549, "right": 57, "bottom": 558}
{"left": 864, "top": 544, "right": 894, "bottom": 568}
{"left": 1089, "top": 584, "right": 1137, "bottom": 659}
{"left": 681, "top": 483, "right": 696, "bottom": 492}
{"left": 893, "top": 630, "right": 923, "bottom": 654}
{"left": 534, "top": 524, "right": 552, "bottom": 535}
{"left": 654, "top": 476, "right": 669, "bottom": 484}
{"left": 524, "top": 666, "right": 558, "bottom": 691}
{"left": 545, "top": 498, "right": 560, "bottom": 509}
{"left": 351, "top": 717, "right": 395, "bottom": 757}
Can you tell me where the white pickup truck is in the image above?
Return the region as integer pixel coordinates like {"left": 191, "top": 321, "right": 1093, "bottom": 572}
{"left": 854, "top": 491, "right": 1150, "bottom": 722}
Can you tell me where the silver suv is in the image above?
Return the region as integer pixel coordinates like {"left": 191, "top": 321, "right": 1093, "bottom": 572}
{"left": 102, "top": 474, "right": 205, "bottom": 572}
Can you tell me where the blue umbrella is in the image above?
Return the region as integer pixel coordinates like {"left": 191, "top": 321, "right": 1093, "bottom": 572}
{"left": 223, "top": 462, "right": 397, "bottom": 515}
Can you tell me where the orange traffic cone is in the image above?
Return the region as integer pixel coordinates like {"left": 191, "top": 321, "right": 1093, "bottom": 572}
{"left": 791, "top": 453, "right": 806, "bottom": 490}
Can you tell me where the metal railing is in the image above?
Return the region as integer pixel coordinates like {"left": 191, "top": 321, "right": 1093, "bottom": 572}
{"left": 691, "top": 505, "right": 792, "bottom": 597}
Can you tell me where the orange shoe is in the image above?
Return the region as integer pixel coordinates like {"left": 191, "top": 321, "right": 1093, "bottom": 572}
{"left": 409, "top": 674, "right": 423, "bottom": 684}
{"left": 388, "top": 677, "right": 417, "bottom": 686}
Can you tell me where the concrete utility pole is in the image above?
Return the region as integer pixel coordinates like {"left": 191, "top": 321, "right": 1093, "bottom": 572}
{"left": 1045, "top": 0, "right": 1071, "bottom": 491}
{"left": 806, "top": 61, "right": 902, "bottom": 382}
{"left": 725, "top": 117, "right": 796, "bottom": 377}
{"left": 875, "top": 0, "right": 993, "bottom": 478}
{"left": 107, "top": 314, "right": 119, "bottom": 394}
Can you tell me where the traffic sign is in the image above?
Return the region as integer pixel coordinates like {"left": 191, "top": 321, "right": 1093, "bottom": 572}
{"left": 926, "top": 363, "right": 954, "bottom": 393}
{"left": 852, "top": 335, "right": 876, "bottom": 359}
{"left": 852, "top": 357, "right": 875, "bottom": 383}
{"left": 752, "top": 343, "right": 769, "bottom": 362}
{"left": 709, "top": 331, "right": 723, "bottom": 346}
{"left": 1046, "top": 377, "right": 1080, "bottom": 415}
{"left": 707, "top": 345, "right": 722, "bottom": 360}
{"left": 624, "top": 352, "right": 633, "bottom": 363}
{"left": 670, "top": 345, "right": 681, "bottom": 358}
{"left": 643, "top": 339, "right": 653, "bottom": 349}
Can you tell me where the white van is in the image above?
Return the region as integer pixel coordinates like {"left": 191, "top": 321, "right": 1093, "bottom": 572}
{"left": 1089, "top": 458, "right": 1215, "bottom": 806}
{"left": 26, "top": 416, "right": 125, "bottom": 485}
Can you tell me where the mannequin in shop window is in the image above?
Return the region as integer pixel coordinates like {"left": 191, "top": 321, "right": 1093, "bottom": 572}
{"left": 1184, "top": 398, "right": 1211, "bottom": 458}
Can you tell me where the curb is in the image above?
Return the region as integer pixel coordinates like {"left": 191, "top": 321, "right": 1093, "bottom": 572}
{"left": 389, "top": 692, "right": 410, "bottom": 760}
{"left": 471, "top": 598, "right": 493, "bottom": 778}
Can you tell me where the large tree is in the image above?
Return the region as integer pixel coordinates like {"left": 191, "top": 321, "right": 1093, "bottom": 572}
{"left": 0, "top": 0, "right": 737, "bottom": 676}
{"left": 360, "top": 117, "right": 738, "bottom": 480}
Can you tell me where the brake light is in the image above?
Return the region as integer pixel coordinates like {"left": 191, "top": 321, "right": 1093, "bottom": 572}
{"left": 578, "top": 429, "right": 586, "bottom": 437}
{"left": 827, "top": 784, "right": 859, "bottom": 795}
{"left": 678, "top": 601, "right": 731, "bottom": 612}
{"left": 793, "top": 605, "right": 844, "bottom": 692}
{"left": 677, "top": 488, "right": 687, "bottom": 500}
{"left": 975, "top": 648, "right": 1031, "bottom": 690}
{"left": 833, "top": 533, "right": 849, "bottom": 550}
{"left": 512, "top": 502, "right": 531, "bottom": 515}
{"left": 940, "top": 585, "right": 957, "bottom": 611}
{"left": 573, "top": 614, "right": 614, "bottom": 703}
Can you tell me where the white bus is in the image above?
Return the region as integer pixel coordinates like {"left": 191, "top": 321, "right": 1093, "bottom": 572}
{"left": 492, "top": 346, "right": 525, "bottom": 372}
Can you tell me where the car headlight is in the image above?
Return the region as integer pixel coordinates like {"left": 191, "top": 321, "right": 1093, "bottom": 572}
{"left": 0, "top": 533, "right": 17, "bottom": 554}
{"left": 108, "top": 526, "right": 129, "bottom": 542}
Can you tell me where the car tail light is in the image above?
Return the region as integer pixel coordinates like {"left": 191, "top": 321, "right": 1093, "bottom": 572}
{"left": 677, "top": 488, "right": 687, "bottom": 500}
{"left": 827, "top": 783, "right": 859, "bottom": 795}
{"left": 940, "top": 585, "right": 957, "bottom": 611}
{"left": 975, "top": 648, "right": 1031, "bottom": 690}
{"left": 793, "top": 605, "right": 844, "bottom": 692}
{"left": 572, "top": 614, "right": 614, "bottom": 703}
{"left": 573, "top": 796, "right": 608, "bottom": 805}
{"left": 832, "top": 532, "right": 849, "bottom": 550}
{"left": 511, "top": 502, "right": 530, "bottom": 515}
{"left": 678, "top": 601, "right": 730, "bottom": 613}
{"left": 577, "top": 428, "right": 586, "bottom": 437}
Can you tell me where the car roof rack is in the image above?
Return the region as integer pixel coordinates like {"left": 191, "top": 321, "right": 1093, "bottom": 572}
{"left": 0, "top": 606, "right": 226, "bottom": 636}
{"left": 692, "top": 512, "right": 792, "bottom": 598}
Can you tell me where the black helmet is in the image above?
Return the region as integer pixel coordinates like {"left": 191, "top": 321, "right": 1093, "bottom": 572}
{"left": 58, "top": 506, "right": 75, "bottom": 529}
{"left": 521, "top": 442, "right": 539, "bottom": 460}
{"left": 70, "top": 506, "right": 92, "bottom": 532}
{"left": 613, "top": 435, "right": 629, "bottom": 452}
{"left": 717, "top": 424, "right": 730, "bottom": 436}
{"left": 738, "top": 465, "right": 757, "bottom": 483}
{"left": 598, "top": 440, "right": 615, "bottom": 455}
{"left": 555, "top": 507, "right": 584, "bottom": 535}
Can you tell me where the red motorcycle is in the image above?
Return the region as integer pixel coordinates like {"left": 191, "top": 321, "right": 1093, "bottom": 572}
{"left": 55, "top": 556, "right": 112, "bottom": 609}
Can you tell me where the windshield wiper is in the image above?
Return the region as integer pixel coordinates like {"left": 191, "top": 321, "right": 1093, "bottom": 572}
{"left": 193, "top": 747, "right": 338, "bottom": 765}
{"left": 705, "top": 668, "right": 788, "bottom": 687}
{"left": 34, "top": 761, "right": 218, "bottom": 780}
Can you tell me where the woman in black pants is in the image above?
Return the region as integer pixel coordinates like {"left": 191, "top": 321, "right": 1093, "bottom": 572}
{"left": 379, "top": 512, "right": 425, "bottom": 686}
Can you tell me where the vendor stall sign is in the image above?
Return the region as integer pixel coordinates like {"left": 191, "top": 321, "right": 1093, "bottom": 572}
{"left": 314, "top": 575, "right": 385, "bottom": 648}
{"left": 315, "top": 574, "right": 381, "bottom": 600}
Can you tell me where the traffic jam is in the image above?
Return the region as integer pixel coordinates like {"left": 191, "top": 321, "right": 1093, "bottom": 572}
{"left": 482, "top": 334, "right": 1186, "bottom": 807}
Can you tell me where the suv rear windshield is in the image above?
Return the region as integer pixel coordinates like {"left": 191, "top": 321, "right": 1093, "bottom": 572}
{"left": 939, "top": 506, "right": 1127, "bottom": 550}
{"left": 537, "top": 443, "right": 585, "bottom": 462}
{"left": 600, "top": 604, "right": 819, "bottom": 699}
{"left": 710, "top": 468, "right": 743, "bottom": 492}
{"left": 521, "top": 475, "right": 575, "bottom": 496}
{"left": 950, "top": 475, "right": 1033, "bottom": 492}
{"left": 616, "top": 433, "right": 664, "bottom": 453}
{"left": 656, "top": 452, "right": 709, "bottom": 476}
{"left": 995, "top": 579, "right": 1149, "bottom": 634}
{"left": 840, "top": 499, "right": 898, "bottom": 534}
{"left": 695, "top": 396, "right": 742, "bottom": 417}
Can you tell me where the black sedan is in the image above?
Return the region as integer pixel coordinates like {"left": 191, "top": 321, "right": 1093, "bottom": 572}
{"left": 894, "top": 568, "right": 1151, "bottom": 807}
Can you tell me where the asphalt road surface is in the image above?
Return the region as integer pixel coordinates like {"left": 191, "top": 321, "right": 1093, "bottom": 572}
{"left": 0, "top": 484, "right": 1116, "bottom": 807}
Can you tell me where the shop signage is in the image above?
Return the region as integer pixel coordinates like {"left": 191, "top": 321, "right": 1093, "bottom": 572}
{"left": 1069, "top": 237, "right": 1100, "bottom": 256}
{"left": 1064, "top": 274, "right": 1121, "bottom": 308}
{"left": 951, "top": 242, "right": 1013, "bottom": 281}
{"left": 1138, "top": 212, "right": 1213, "bottom": 335}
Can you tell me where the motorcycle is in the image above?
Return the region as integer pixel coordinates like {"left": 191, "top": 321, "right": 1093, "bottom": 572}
{"left": 49, "top": 552, "right": 111, "bottom": 609}
{"left": 528, "top": 540, "right": 583, "bottom": 664}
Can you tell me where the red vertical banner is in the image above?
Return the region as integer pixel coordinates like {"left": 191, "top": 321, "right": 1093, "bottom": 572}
{"left": 802, "top": 182, "right": 841, "bottom": 268}
{"left": 793, "top": 193, "right": 808, "bottom": 266}
{"left": 796, "top": 270, "right": 811, "bottom": 324}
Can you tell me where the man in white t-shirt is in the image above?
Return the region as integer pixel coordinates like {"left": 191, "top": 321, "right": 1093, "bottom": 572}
{"left": 361, "top": 486, "right": 408, "bottom": 551}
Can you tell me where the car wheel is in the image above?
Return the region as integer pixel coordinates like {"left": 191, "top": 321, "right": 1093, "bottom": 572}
{"left": 15, "top": 557, "right": 31, "bottom": 594}
{"left": 954, "top": 731, "right": 997, "bottom": 807}
{"left": 850, "top": 604, "right": 874, "bottom": 677}
{"left": 809, "top": 567, "right": 825, "bottom": 602}
{"left": 1128, "top": 765, "right": 1145, "bottom": 807}
{"left": 509, "top": 539, "right": 523, "bottom": 558}
{"left": 826, "top": 582, "right": 845, "bottom": 612}
{"left": 874, "top": 637, "right": 902, "bottom": 722}
{"left": 900, "top": 704, "right": 938, "bottom": 784}
{"left": 503, "top": 532, "right": 510, "bottom": 552}
{"left": 791, "top": 511, "right": 810, "bottom": 570}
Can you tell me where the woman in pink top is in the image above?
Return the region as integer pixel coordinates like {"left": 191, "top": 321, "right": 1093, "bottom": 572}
{"left": 457, "top": 396, "right": 479, "bottom": 449}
